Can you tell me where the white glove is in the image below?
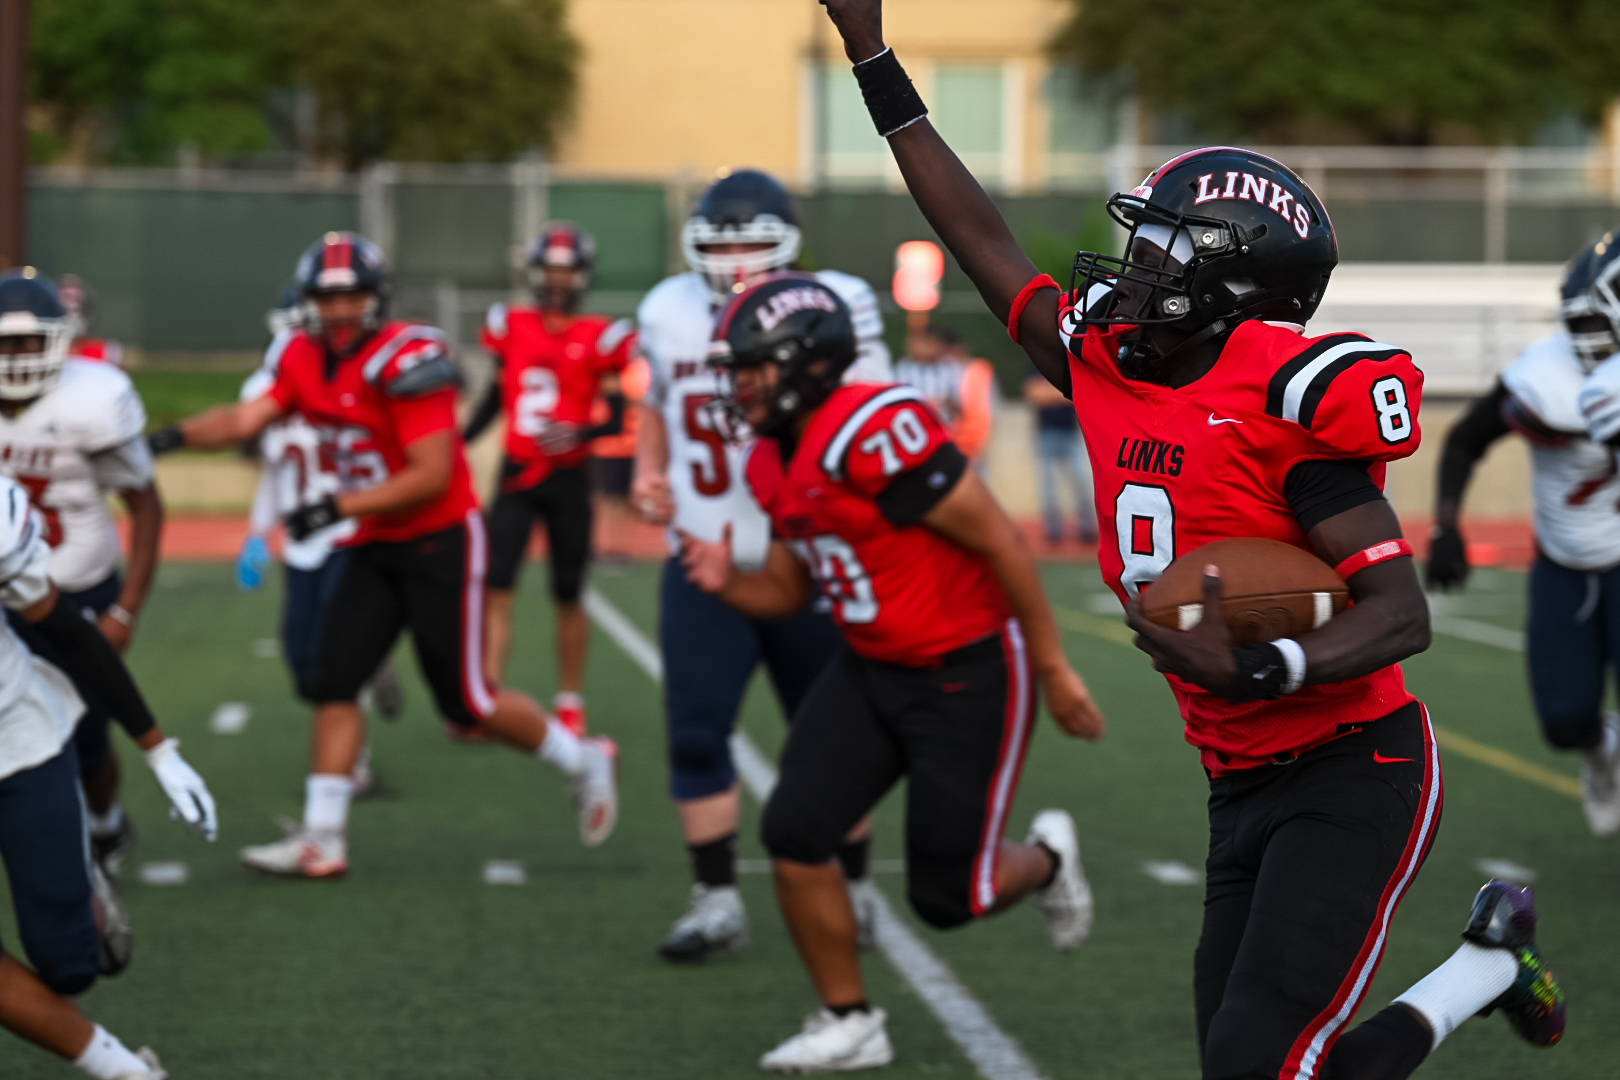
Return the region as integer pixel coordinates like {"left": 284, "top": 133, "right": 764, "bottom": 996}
{"left": 144, "top": 738, "right": 218, "bottom": 841}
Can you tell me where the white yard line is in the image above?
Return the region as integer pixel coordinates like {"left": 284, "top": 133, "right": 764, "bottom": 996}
{"left": 583, "top": 585, "right": 1048, "bottom": 1080}
{"left": 1429, "top": 615, "right": 1525, "bottom": 652}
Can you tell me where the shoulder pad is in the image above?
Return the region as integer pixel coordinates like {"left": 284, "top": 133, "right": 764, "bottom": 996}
{"left": 485, "top": 302, "right": 508, "bottom": 339}
{"left": 363, "top": 325, "right": 461, "bottom": 396}
{"left": 637, "top": 273, "right": 709, "bottom": 327}
{"left": 1262, "top": 333, "right": 1422, "bottom": 458}
{"left": 239, "top": 367, "right": 276, "bottom": 404}
{"left": 262, "top": 327, "right": 298, "bottom": 378}
{"left": 815, "top": 270, "right": 885, "bottom": 340}
{"left": 1501, "top": 334, "right": 1587, "bottom": 434}
{"left": 62, "top": 359, "right": 146, "bottom": 449}
{"left": 597, "top": 317, "right": 635, "bottom": 356}
{"left": 819, "top": 384, "right": 936, "bottom": 482}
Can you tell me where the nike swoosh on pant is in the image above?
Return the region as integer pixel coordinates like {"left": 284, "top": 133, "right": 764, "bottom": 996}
{"left": 1372, "top": 751, "right": 1414, "bottom": 764}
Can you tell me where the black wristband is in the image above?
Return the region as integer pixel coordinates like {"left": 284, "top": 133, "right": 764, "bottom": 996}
{"left": 284, "top": 496, "right": 343, "bottom": 542}
{"left": 852, "top": 48, "right": 928, "bottom": 138}
{"left": 147, "top": 425, "right": 185, "bottom": 456}
{"left": 1221, "top": 642, "right": 1290, "bottom": 704}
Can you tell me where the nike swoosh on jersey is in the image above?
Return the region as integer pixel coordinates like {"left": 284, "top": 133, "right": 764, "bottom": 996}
{"left": 1372, "top": 751, "right": 1414, "bottom": 763}
{"left": 1207, "top": 413, "right": 1243, "bottom": 425}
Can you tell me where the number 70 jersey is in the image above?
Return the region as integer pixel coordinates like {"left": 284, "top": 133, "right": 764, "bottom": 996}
{"left": 1062, "top": 316, "right": 1425, "bottom": 771}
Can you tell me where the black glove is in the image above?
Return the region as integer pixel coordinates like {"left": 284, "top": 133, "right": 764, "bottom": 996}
{"left": 285, "top": 496, "right": 343, "bottom": 542}
{"left": 1426, "top": 523, "right": 1469, "bottom": 591}
{"left": 147, "top": 425, "right": 186, "bottom": 456}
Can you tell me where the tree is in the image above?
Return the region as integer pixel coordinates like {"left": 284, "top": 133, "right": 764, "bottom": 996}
{"left": 1053, "top": 0, "right": 1620, "bottom": 145}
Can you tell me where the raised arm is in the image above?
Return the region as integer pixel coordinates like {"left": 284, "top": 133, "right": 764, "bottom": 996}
{"left": 819, "top": 0, "right": 1069, "bottom": 386}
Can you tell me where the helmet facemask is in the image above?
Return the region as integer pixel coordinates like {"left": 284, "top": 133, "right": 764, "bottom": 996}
{"left": 0, "top": 311, "right": 73, "bottom": 400}
{"left": 303, "top": 290, "right": 384, "bottom": 357}
{"left": 528, "top": 265, "right": 591, "bottom": 315}
{"left": 1564, "top": 258, "right": 1620, "bottom": 372}
{"left": 682, "top": 214, "right": 803, "bottom": 302}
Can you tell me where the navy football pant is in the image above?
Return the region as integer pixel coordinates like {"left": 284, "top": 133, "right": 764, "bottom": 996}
{"left": 282, "top": 550, "right": 351, "bottom": 703}
{"left": 1526, "top": 553, "right": 1620, "bottom": 751}
{"left": 659, "top": 557, "right": 842, "bottom": 801}
{"left": 8, "top": 572, "right": 122, "bottom": 782}
{"left": 0, "top": 744, "right": 100, "bottom": 996}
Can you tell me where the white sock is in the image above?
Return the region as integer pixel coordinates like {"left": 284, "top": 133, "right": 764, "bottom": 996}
{"left": 538, "top": 720, "right": 586, "bottom": 776}
{"left": 303, "top": 774, "right": 354, "bottom": 834}
{"left": 555, "top": 690, "right": 584, "bottom": 711}
{"left": 74, "top": 1024, "right": 151, "bottom": 1078}
{"left": 1393, "top": 941, "right": 1518, "bottom": 1049}
{"left": 86, "top": 802, "right": 125, "bottom": 838}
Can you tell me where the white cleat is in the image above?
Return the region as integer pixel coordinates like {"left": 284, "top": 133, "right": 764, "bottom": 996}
{"left": 659, "top": 883, "right": 749, "bottom": 961}
{"left": 759, "top": 1007, "right": 894, "bottom": 1073}
{"left": 1581, "top": 713, "right": 1620, "bottom": 837}
{"left": 572, "top": 736, "right": 619, "bottom": 847}
{"left": 847, "top": 877, "right": 880, "bottom": 952}
{"left": 113, "top": 1047, "right": 167, "bottom": 1079}
{"left": 1027, "top": 808, "right": 1094, "bottom": 951}
{"left": 91, "top": 863, "right": 133, "bottom": 976}
{"left": 239, "top": 819, "right": 347, "bottom": 878}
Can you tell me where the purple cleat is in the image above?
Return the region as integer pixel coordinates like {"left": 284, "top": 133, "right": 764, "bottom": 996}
{"left": 1462, "top": 879, "right": 1566, "bottom": 1047}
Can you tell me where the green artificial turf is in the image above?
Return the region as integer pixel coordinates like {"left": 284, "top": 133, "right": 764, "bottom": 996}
{"left": 127, "top": 370, "right": 252, "bottom": 431}
{"left": 1, "top": 561, "right": 1612, "bottom": 1078}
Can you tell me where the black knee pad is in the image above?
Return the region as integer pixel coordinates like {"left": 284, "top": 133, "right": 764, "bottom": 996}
{"left": 760, "top": 793, "right": 835, "bottom": 866}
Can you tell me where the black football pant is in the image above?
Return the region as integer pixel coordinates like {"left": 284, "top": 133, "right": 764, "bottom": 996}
{"left": 1197, "top": 702, "right": 1441, "bottom": 1080}
{"left": 486, "top": 460, "right": 592, "bottom": 601}
{"left": 761, "top": 622, "right": 1034, "bottom": 929}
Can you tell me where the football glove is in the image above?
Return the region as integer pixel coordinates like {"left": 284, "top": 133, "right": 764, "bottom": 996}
{"left": 1426, "top": 523, "right": 1469, "bottom": 591}
{"left": 146, "top": 425, "right": 186, "bottom": 456}
{"left": 236, "top": 533, "right": 271, "bottom": 591}
{"left": 285, "top": 496, "right": 343, "bottom": 542}
{"left": 144, "top": 738, "right": 218, "bottom": 841}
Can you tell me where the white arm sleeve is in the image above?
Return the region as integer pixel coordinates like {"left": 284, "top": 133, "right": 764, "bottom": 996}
{"left": 1578, "top": 354, "right": 1620, "bottom": 444}
{"left": 88, "top": 437, "right": 155, "bottom": 492}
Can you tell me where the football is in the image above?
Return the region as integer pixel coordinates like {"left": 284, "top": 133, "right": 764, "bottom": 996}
{"left": 1139, "top": 537, "right": 1349, "bottom": 646}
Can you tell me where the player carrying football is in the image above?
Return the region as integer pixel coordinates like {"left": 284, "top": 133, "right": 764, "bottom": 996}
{"left": 463, "top": 222, "right": 631, "bottom": 731}
{"left": 149, "top": 232, "right": 617, "bottom": 877}
{"left": 0, "top": 270, "right": 166, "bottom": 878}
{"left": 684, "top": 274, "right": 1105, "bottom": 1071}
{"left": 816, "top": 2, "right": 1566, "bottom": 1077}
{"left": 633, "top": 170, "right": 894, "bottom": 960}
{"left": 1430, "top": 234, "right": 1620, "bottom": 837}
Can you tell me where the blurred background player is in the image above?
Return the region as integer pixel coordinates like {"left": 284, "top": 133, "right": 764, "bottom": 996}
{"left": 632, "top": 168, "right": 893, "bottom": 961}
{"left": 149, "top": 232, "right": 617, "bottom": 877}
{"left": 236, "top": 287, "right": 402, "bottom": 789}
{"left": 589, "top": 352, "right": 651, "bottom": 563}
{"left": 464, "top": 222, "right": 632, "bottom": 731}
{"left": 0, "top": 269, "right": 166, "bottom": 878}
{"left": 0, "top": 471, "right": 215, "bottom": 1080}
{"left": 1023, "top": 360, "right": 1096, "bottom": 546}
{"left": 57, "top": 273, "right": 124, "bottom": 368}
{"left": 686, "top": 276, "right": 1104, "bottom": 1071}
{"left": 892, "top": 320, "right": 995, "bottom": 465}
{"left": 1430, "top": 232, "right": 1620, "bottom": 837}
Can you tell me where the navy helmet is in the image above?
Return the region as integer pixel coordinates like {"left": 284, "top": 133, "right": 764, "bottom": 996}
{"left": 1559, "top": 231, "right": 1620, "bottom": 370}
{"left": 0, "top": 269, "right": 74, "bottom": 400}
{"left": 682, "top": 169, "right": 802, "bottom": 301}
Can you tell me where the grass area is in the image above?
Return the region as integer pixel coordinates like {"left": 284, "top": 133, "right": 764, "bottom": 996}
{"left": 128, "top": 370, "right": 254, "bottom": 430}
{"left": 1, "top": 560, "right": 1612, "bottom": 1078}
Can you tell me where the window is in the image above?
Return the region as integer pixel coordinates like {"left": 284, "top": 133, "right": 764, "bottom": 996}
{"left": 934, "top": 65, "right": 1005, "bottom": 185}
{"left": 812, "top": 63, "right": 891, "bottom": 186}
{"left": 1046, "top": 65, "right": 1123, "bottom": 188}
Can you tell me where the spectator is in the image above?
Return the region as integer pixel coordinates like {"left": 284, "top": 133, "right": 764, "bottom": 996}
{"left": 894, "top": 321, "right": 996, "bottom": 462}
{"left": 1024, "top": 363, "right": 1097, "bottom": 546}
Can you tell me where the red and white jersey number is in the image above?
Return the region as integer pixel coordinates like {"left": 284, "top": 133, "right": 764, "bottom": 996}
{"left": 14, "top": 475, "right": 63, "bottom": 547}
{"left": 1115, "top": 482, "right": 1176, "bottom": 600}
{"left": 682, "top": 393, "right": 731, "bottom": 498}
{"left": 317, "top": 426, "right": 390, "bottom": 492}
{"left": 513, "top": 367, "right": 562, "bottom": 437}
{"left": 792, "top": 534, "right": 878, "bottom": 624}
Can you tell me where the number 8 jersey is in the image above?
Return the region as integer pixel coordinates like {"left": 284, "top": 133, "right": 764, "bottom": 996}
{"left": 1061, "top": 314, "right": 1425, "bottom": 772}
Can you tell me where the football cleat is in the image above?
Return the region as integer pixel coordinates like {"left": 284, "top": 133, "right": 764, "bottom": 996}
{"left": 90, "top": 863, "right": 133, "bottom": 977}
{"left": 847, "top": 877, "right": 880, "bottom": 952}
{"left": 553, "top": 695, "right": 587, "bottom": 737}
{"left": 239, "top": 819, "right": 347, "bottom": 878}
{"left": 659, "top": 883, "right": 749, "bottom": 961}
{"left": 1579, "top": 712, "right": 1620, "bottom": 837}
{"left": 113, "top": 1048, "right": 167, "bottom": 1079}
{"left": 351, "top": 745, "right": 375, "bottom": 799}
{"left": 91, "top": 811, "right": 137, "bottom": 880}
{"left": 759, "top": 1008, "right": 893, "bottom": 1074}
{"left": 369, "top": 658, "right": 405, "bottom": 721}
{"left": 1462, "top": 879, "right": 1566, "bottom": 1047}
{"left": 1027, "top": 808, "right": 1094, "bottom": 951}
{"left": 572, "top": 736, "right": 619, "bottom": 847}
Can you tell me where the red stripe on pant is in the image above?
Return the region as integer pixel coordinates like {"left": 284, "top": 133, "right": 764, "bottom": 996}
{"left": 1280, "top": 704, "right": 1444, "bottom": 1080}
{"left": 968, "top": 619, "right": 1037, "bottom": 917}
{"left": 460, "top": 510, "right": 498, "bottom": 720}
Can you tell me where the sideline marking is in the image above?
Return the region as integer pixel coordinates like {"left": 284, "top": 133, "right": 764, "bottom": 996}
{"left": 139, "top": 862, "right": 189, "bottom": 886}
{"left": 483, "top": 860, "right": 528, "bottom": 886}
{"left": 1476, "top": 858, "right": 1537, "bottom": 885}
{"left": 209, "top": 702, "right": 251, "bottom": 735}
{"left": 1142, "top": 860, "right": 1201, "bottom": 886}
{"left": 584, "top": 585, "right": 1048, "bottom": 1080}
{"left": 1055, "top": 603, "right": 1581, "bottom": 803}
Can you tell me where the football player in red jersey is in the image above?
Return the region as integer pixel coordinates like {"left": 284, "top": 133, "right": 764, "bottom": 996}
{"left": 816, "top": 3, "right": 1566, "bottom": 1077}
{"left": 148, "top": 232, "right": 618, "bottom": 877}
{"left": 682, "top": 275, "right": 1106, "bottom": 1072}
{"left": 463, "top": 223, "right": 631, "bottom": 730}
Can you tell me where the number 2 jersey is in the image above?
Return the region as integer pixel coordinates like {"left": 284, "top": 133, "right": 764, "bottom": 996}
{"left": 267, "top": 321, "right": 478, "bottom": 545}
{"left": 479, "top": 304, "right": 634, "bottom": 488}
{"left": 638, "top": 270, "right": 893, "bottom": 569}
{"left": 1059, "top": 314, "right": 1425, "bottom": 773}
{"left": 745, "top": 383, "right": 1009, "bottom": 666}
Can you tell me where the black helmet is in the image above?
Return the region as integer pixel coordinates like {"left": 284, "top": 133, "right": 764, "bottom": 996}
{"left": 709, "top": 273, "right": 855, "bottom": 437}
{"left": 0, "top": 270, "right": 73, "bottom": 400}
{"left": 525, "top": 221, "right": 597, "bottom": 313}
{"left": 1070, "top": 147, "right": 1338, "bottom": 364}
{"left": 682, "top": 169, "right": 802, "bottom": 301}
{"left": 293, "top": 231, "right": 389, "bottom": 347}
{"left": 1558, "top": 230, "right": 1620, "bottom": 371}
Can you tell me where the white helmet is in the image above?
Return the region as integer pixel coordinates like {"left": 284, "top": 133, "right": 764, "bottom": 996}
{"left": 681, "top": 169, "right": 803, "bottom": 303}
{"left": 0, "top": 270, "right": 76, "bottom": 400}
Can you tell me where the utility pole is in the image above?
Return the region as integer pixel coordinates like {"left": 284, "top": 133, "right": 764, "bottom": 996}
{"left": 0, "top": 0, "right": 26, "bottom": 267}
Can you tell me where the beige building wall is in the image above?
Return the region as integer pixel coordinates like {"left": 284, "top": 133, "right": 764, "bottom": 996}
{"left": 556, "top": 0, "right": 1069, "bottom": 185}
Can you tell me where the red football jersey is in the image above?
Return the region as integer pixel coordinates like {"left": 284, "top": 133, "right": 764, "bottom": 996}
{"left": 480, "top": 305, "right": 633, "bottom": 483}
{"left": 746, "top": 383, "right": 1010, "bottom": 666}
{"left": 268, "top": 321, "right": 479, "bottom": 544}
{"left": 71, "top": 339, "right": 123, "bottom": 366}
{"left": 1059, "top": 313, "right": 1424, "bottom": 774}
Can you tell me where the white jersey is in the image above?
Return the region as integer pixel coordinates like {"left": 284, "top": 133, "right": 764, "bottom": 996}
{"left": 242, "top": 330, "right": 358, "bottom": 570}
{"left": 1500, "top": 332, "right": 1620, "bottom": 570}
{"left": 0, "top": 477, "right": 86, "bottom": 782}
{"left": 0, "top": 358, "right": 153, "bottom": 592}
{"left": 638, "top": 270, "right": 892, "bottom": 568}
